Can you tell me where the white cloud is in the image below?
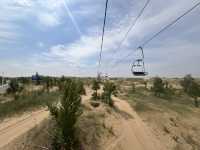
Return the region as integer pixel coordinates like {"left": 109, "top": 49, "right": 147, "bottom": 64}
{"left": 37, "top": 42, "right": 44, "bottom": 48}
{"left": 0, "top": 31, "right": 21, "bottom": 44}
{"left": 32, "top": 0, "right": 200, "bottom": 77}
{"left": 37, "top": 13, "right": 61, "bottom": 27}
{"left": 13, "top": 0, "right": 33, "bottom": 7}
{"left": 1, "top": 0, "right": 200, "bottom": 77}
{"left": 42, "top": 26, "right": 127, "bottom": 67}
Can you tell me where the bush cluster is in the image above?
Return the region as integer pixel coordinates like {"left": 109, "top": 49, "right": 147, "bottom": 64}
{"left": 180, "top": 75, "right": 200, "bottom": 107}
{"left": 48, "top": 79, "right": 83, "bottom": 150}
{"left": 91, "top": 80, "right": 100, "bottom": 100}
{"left": 101, "top": 81, "right": 117, "bottom": 107}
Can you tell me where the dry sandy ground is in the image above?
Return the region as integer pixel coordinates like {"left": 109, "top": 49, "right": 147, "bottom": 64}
{"left": 0, "top": 86, "right": 166, "bottom": 150}
{"left": 0, "top": 86, "right": 92, "bottom": 149}
{"left": 0, "top": 109, "right": 49, "bottom": 149}
{"left": 104, "top": 97, "right": 166, "bottom": 150}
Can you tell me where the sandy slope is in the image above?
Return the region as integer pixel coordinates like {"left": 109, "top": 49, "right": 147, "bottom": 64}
{"left": 0, "top": 87, "right": 92, "bottom": 149}
{"left": 0, "top": 86, "right": 166, "bottom": 150}
{"left": 0, "top": 110, "right": 49, "bottom": 149}
{"left": 105, "top": 97, "right": 166, "bottom": 150}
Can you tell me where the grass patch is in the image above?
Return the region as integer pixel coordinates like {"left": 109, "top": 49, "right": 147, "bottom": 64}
{"left": 0, "top": 91, "right": 60, "bottom": 120}
{"left": 124, "top": 89, "right": 194, "bottom": 116}
{"left": 76, "top": 112, "right": 106, "bottom": 150}
{"left": 134, "top": 102, "right": 154, "bottom": 112}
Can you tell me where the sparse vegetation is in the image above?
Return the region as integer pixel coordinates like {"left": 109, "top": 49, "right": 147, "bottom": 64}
{"left": 180, "top": 75, "right": 200, "bottom": 107}
{"left": 102, "top": 81, "right": 117, "bottom": 106}
{"left": 7, "top": 79, "right": 23, "bottom": 95}
{"left": 180, "top": 74, "right": 194, "bottom": 93}
{"left": 77, "top": 80, "right": 86, "bottom": 95}
{"left": 1, "top": 76, "right": 200, "bottom": 150}
{"left": 0, "top": 91, "right": 60, "bottom": 120}
{"left": 48, "top": 79, "right": 82, "bottom": 150}
{"left": 151, "top": 77, "right": 174, "bottom": 99}
{"left": 131, "top": 83, "right": 136, "bottom": 93}
{"left": 152, "top": 77, "right": 165, "bottom": 97}
{"left": 44, "top": 77, "right": 51, "bottom": 92}
{"left": 120, "top": 77, "right": 200, "bottom": 149}
{"left": 92, "top": 79, "right": 100, "bottom": 100}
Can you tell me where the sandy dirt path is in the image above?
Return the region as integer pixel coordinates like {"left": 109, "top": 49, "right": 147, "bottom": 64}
{"left": 0, "top": 87, "right": 92, "bottom": 149}
{"left": 106, "top": 97, "right": 166, "bottom": 150}
{"left": 0, "top": 109, "right": 49, "bottom": 149}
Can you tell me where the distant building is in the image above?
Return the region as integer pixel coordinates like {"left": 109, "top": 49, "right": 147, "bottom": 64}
{"left": 32, "top": 72, "right": 42, "bottom": 85}
{"left": 32, "top": 72, "right": 41, "bottom": 81}
{"left": 102, "top": 73, "right": 109, "bottom": 81}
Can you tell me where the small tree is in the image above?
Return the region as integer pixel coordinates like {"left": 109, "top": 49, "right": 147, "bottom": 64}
{"left": 58, "top": 76, "right": 71, "bottom": 92}
{"left": 181, "top": 74, "right": 194, "bottom": 93}
{"left": 7, "top": 80, "right": 20, "bottom": 94}
{"left": 92, "top": 80, "right": 100, "bottom": 100}
{"left": 187, "top": 81, "right": 200, "bottom": 107}
{"left": 45, "top": 77, "right": 51, "bottom": 92}
{"left": 152, "top": 77, "right": 165, "bottom": 97}
{"left": 48, "top": 80, "right": 82, "bottom": 149}
{"left": 77, "top": 80, "right": 86, "bottom": 95}
{"left": 102, "top": 81, "right": 117, "bottom": 106}
{"left": 180, "top": 75, "right": 200, "bottom": 107}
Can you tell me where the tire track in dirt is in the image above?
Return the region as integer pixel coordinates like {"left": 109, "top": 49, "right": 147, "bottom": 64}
{"left": 0, "top": 110, "right": 49, "bottom": 149}
{"left": 105, "top": 97, "right": 166, "bottom": 150}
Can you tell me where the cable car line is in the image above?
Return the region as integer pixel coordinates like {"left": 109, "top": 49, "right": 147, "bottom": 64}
{"left": 141, "top": 1, "right": 200, "bottom": 47}
{"left": 110, "top": 1, "right": 200, "bottom": 73}
{"left": 104, "top": 0, "right": 151, "bottom": 77}
{"left": 112, "top": 0, "right": 151, "bottom": 54}
{"left": 98, "top": 0, "right": 109, "bottom": 75}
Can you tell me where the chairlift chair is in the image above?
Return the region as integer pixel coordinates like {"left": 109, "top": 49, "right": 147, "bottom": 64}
{"left": 131, "top": 47, "right": 148, "bottom": 76}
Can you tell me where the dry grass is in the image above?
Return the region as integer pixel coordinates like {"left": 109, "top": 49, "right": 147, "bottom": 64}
{"left": 119, "top": 79, "right": 200, "bottom": 150}
{"left": 0, "top": 91, "right": 60, "bottom": 120}
{"left": 2, "top": 103, "right": 117, "bottom": 150}
{"left": 2, "top": 118, "right": 53, "bottom": 150}
{"left": 76, "top": 104, "right": 116, "bottom": 150}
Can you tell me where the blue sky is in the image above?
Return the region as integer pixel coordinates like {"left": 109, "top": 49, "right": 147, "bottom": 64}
{"left": 0, "top": 0, "right": 200, "bottom": 77}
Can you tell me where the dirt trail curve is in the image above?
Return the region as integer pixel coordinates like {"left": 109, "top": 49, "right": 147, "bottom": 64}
{"left": 0, "top": 109, "right": 49, "bottom": 149}
{"left": 106, "top": 97, "right": 167, "bottom": 150}
{"left": 0, "top": 87, "right": 92, "bottom": 149}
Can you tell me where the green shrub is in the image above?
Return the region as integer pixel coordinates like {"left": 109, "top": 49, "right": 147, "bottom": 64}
{"left": 77, "top": 80, "right": 86, "bottom": 95}
{"left": 102, "top": 81, "right": 117, "bottom": 106}
{"left": 44, "top": 77, "right": 51, "bottom": 92}
{"left": 0, "top": 91, "right": 60, "bottom": 120}
{"left": 58, "top": 76, "right": 72, "bottom": 92}
{"left": 187, "top": 81, "right": 200, "bottom": 107}
{"left": 181, "top": 75, "right": 200, "bottom": 107}
{"left": 48, "top": 80, "right": 82, "bottom": 150}
{"left": 92, "top": 80, "right": 100, "bottom": 100}
{"left": 152, "top": 77, "right": 165, "bottom": 97}
{"left": 7, "top": 80, "right": 21, "bottom": 94}
{"left": 181, "top": 74, "right": 193, "bottom": 93}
